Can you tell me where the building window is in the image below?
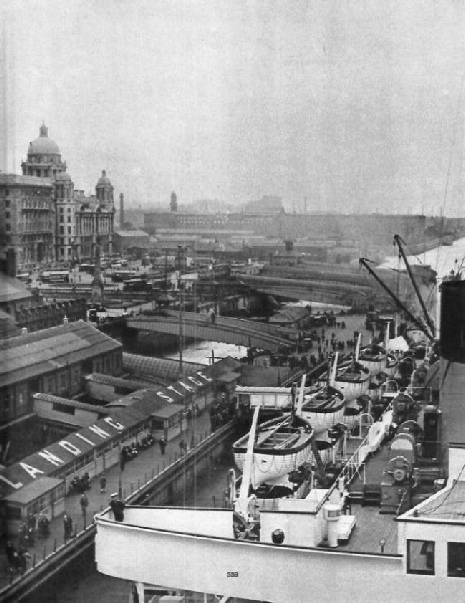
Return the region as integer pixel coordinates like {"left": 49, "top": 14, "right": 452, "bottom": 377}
{"left": 5, "top": 199, "right": 10, "bottom": 207}
{"left": 5, "top": 224, "right": 10, "bottom": 231}
{"left": 67, "top": 216, "right": 71, "bottom": 223}
{"left": 448, "top": 542, "right": 465, "bottom": 577}
{"left": 68, "top": 226, "right": 72, "bottom": 234}
{"left": 407, "top": 540, "right": 435, "bottom": 575}
{"left": 5, "top": 211, "right": 10, "bottom": 219}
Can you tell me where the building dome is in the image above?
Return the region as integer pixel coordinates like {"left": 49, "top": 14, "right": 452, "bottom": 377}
{"left": 28, "top": 123, "right": 61, "bottom": 156}
{"left": 97, "top": 170, "right": 112, "bottom": 186}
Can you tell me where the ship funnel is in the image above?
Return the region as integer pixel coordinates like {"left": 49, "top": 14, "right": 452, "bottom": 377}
{"left": 440, "top": 280, "right": 465, "bottom": 363}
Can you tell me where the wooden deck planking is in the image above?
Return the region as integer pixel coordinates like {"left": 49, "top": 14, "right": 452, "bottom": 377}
{"left": 339, "top": 504, "right": 398, "bottom": 554}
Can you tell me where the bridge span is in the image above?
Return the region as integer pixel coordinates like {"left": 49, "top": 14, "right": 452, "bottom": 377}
{"left": 127, "top": 311, "right": 292, "bottom": 352}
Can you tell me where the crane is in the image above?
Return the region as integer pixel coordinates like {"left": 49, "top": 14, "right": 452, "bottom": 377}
{"left": 359, "top": 257, "right": 434, "bottom": 342}
{"left": 393, "top": 234, "right": 435, "bottom": 337}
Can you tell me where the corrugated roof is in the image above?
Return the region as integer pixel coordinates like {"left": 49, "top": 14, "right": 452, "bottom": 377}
{"left": 0, "top": 321, "right": 121, "bottom": 388}
{"left": 123, "top": 353, "right": 203, "bottom": 382}
{"left": 33, "top": 393, "right": 107, "bottom": 414}
{"left": 86, "top": 372, "right": 158, "bottom": 391}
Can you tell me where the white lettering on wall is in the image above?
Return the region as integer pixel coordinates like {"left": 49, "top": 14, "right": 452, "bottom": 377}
{"left": 19, "top": 462, "right": 45, "bottom": 479}
{"left": 104, "top": 417, "right": 124, "bottom": 431}
{"left": 187, "top": 376, "right": 203, "bottom": 387}
{"left": 157, "top": 392, "right": 174, "bottom": 403}
{"left": 197, "top": 371, "right": 212, "bottom": 382}
{"left": 59, "top": 441, "right": 82, "bottom": 456}
{"left": 88, "top": 425, "right": 110, "bottom": 439}
{"left": 0, "top": 475, "right": 23, "bottom": 489}
{"left": 75, "top": 433, "right": 95, "bottom": 446}
{"left": 167, "top": 385, "right": 182, "bottom": 397}
{"left": 178, "top": 381, "right": 194, "bottom": 392}
{"left": 38, "top": 450, "right": 65, "bottom": 467}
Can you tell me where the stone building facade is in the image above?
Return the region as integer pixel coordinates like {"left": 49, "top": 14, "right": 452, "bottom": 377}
{"left": 0, "top": 123, "right": 117, "bottom": 268}
{"left": 0, "top": 174, "right": 55, "bottom": 269}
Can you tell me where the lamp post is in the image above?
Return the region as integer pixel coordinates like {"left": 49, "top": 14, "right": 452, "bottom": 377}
{"left": 177, "top": 246, "right": 185, "bottom": 379}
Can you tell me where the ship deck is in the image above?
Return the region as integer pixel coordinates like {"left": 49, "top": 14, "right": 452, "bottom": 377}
{"left": 340, "top": 434, "right": 398, "bottom": 554}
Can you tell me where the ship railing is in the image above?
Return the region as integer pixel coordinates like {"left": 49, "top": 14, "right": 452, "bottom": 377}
{"left": 315, "top": 405, "right": 393, "bottom": 514}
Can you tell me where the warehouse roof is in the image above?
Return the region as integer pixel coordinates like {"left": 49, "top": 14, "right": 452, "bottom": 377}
{"left": 0, "top": 321, "right": 121, "bottom": 388}
{"left": 0, "top": 273, "right": 32, "bottom": 304}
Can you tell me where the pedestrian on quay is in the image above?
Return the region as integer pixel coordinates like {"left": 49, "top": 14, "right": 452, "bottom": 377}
{"left": 159, "top": 436, "right": 167, "bottom": 455}
{"left": 110, "top": 493, "right": 125, "bottom": 522}
{"left": 64, "top": 513, "right": 73, "bottom": 541}
{"left": 100, "top": 473, "right": 107, "bottom": 494}
{"left": 179, "top": 437, "right": 186, "bottom": 456}
{"left": 80, "top": 492, "right": 89, "bottom": 527}
{"left": 5, "top": 540, "right": 16, "bottom": 566}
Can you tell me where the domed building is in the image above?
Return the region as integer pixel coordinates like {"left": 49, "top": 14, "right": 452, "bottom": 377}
{"left": 75, "top": 170, "right": 115, "bottom": 260}
{"left": 16, "top": 124, "right": 115, "bottom": 265}
{"left": 21, "top": 123, "right": 67, "bottom": 180}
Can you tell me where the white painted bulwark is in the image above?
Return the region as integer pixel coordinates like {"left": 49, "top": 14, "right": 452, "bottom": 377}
{"left": 95, "top": 509, "right": 461, "bottom": 603}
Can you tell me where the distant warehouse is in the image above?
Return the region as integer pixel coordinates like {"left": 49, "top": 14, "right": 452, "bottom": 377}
{"left": 113, "top": 229, "right": 150, "bottom": 255}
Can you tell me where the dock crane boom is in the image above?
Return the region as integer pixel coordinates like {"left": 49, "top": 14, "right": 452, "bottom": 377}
{"left": 393, "top": 234, "right": 435, "bottom": 337}
{"left": 359, "top": 257, "right": 434, "bottom": 342}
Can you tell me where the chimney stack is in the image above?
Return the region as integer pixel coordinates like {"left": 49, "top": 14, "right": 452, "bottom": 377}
{"left": 119, "top": 193, "right": 124, "bottom": 229}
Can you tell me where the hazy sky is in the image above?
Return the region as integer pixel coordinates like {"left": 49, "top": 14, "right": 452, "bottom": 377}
{"left": 3, "top": 0, "right": 465, "bottom": 214}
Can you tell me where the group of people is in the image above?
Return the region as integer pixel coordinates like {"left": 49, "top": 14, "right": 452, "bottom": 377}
{"left": 209, "top": 394, "right": 234, "bottom": 432}
{"left": 5, "top": 540, "right": 30, "bottom": 575}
